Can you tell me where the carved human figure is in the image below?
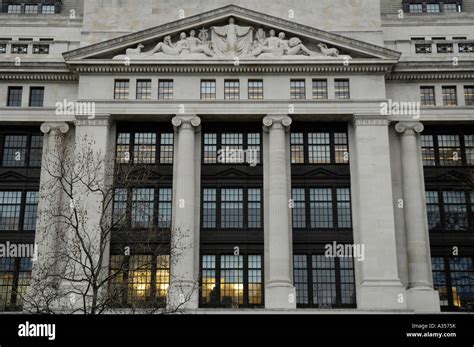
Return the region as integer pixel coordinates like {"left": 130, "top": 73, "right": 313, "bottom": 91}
{"left": 250, "top": 29, "right": 283, "bottom": 57}
{"left": 187, "top": 30, "right": 213, "bottom": 56}
{"left": 211, "top": 17, "right": 253, "bottom": 57}
{"left": 278, "top": 32, "right": 315, "bottom": 56}
{"left": 148, "top": 33, "right": 189, "bottom": 55}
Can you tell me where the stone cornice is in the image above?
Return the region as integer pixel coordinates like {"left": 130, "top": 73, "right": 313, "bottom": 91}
{"left": 63, "top": 5, "right": 400, "bottom": 61}
{"left": 0, "top": 73, "right": 78, "bottom": 81}
{"left": 386, "top": 72, "right": 474, "bottom": 81}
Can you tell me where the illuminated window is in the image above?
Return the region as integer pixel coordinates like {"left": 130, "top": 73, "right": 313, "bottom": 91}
{"left": 136, "top": 80, "right": 151, "bottom": 100}
{"left": 335, "top": 79, "right": 350, "bottom": 99}
{"left": 116, "top": 131, "right": 173, "bottom": 164}
{"left": 224, "top": 80, "right": 240, "bottom": 100}
{"left": 114, "top": 80, "right": 129, "bottom": 100}
{"left": 421, "top": 135, "right": 436, "bottom": 166}
{"left": 203, "top": 131, "right": 261, "bottom": 165}
{"left": 248, "top": 80, "right": 263, "bottom": 100}
{"left": 200, "top": 254, "right": 263, "bottom": 308}
{"left": 438, "top": 135, "right": 461, "bottom": 166}
{"left": 0, "top": 258, "right": 32, "bottom": 311}
{"left": 291, "top": 130, "right": 348, "bottom": 164}
{"left": 442, "top": 86, "right": 457, "bottom": 106}
{"left": 420, "top": 131, "right": 474, "bottom": 167}
{"left": 158, "top": 80, "right": 173, "bottom": 100}
{"left": 464, "top": 86, "right": 474, "bottom": 106}
{"left": 293, "top": 254, "right": 356, "bottom": 308}
{"left": 290, "top": 79, "right": 306, "bottom": 99}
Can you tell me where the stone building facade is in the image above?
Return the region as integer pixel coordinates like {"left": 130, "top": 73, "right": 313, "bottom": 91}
{"left": 0, "top": 0, "right": 473, "bottom": 313}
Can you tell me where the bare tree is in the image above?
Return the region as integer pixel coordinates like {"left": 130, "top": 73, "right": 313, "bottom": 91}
{"left": 22, "top": 133, "right": 198, "bottom": 314}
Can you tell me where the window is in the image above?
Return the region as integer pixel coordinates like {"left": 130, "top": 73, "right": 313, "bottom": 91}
{"left": 432, "top": 257, "right": 474, "bottom": 311}
{"left": 458, "top": 43, "right": 474, "bottom": 53}
{"left": 7, "top": 4, "right": 22, "bottom": 14}
{"left": 421, "top": 133, "right": 474, "bottom": 166}
{"left": 415, "top": 43, "right": 432, "bottom": 54}
{"left": 426, "top": 3, "right": 441, "bottom": 12}
{"left": 312, "top": 79, "right": 328, "bottom": 100}
{"left": 113, "top": 188, "right": 172, "bottom": 229}
{"left": 438, "top": 135, "right": 461, "bottom": 165}
{"left": 136, "top": 80, "right": 151, "bottom": 100}
{"left": 224, "top": 80, "right": 239, "bottom": 100}
{"left": 334, "top": 79, "right": 350, "bottom": 99}
{"left": 0, "top": 191, "right": 39, "bottom": 232}
{"left": 290, "top": 130, "right": 349, "bottom": 164}
{"left": 32, "top": 44, "right": 49, "bottom": 54}
{"left": 0, "top": 45, "right": 6, "bottom": 54}
{"left": 437, "top": 43, "right": 454, "bottom": 53}
{"left": 290, "top": 79, "right": 306, "bottom": 99}
{"left": 109, "top": 255, "right": 169, "bottom": 307}
{"left": 442, "top": 86, "right": 457, "bottom": 106}
{"left": 420, "top": 86, "right": 436, "bottom": 106}
{"left": 201, "top": 188, "right": 262, "bottom": 230}
{"left": 421, "top": 135, "right": 436, "bottom": 166}
{"left": 248, "top": 80, "right": 263, "bottom": 100}
{"left": 203, "top": 131, "right": 261, "bottom": 165}
{"left": 11, "top": 44, "right": 27, "bottom": 54}
{"left": 0, "top": 258, "right": 32, "bottom": 311}
{"left": 41, "top": 4, "right": 55, "bottom": 14}
{"left": 464, "top": 86, "right": 474, "bottom": 106}
{"left": 444, "top": 3, "right": 460, "bottom": 12}
{"left": 200, "top": 254, "right": 263, "bottom": 308}
{"left": 292, "top": 187, "right": 352, "bottom": 230}
{"left": 293, "top": 255, "right": 356, "bottom": 308}
{"left": 158, "top": 80, "right": 173, "bottom": 100}
{"left": 7, "top": 87, "right": 22, "bottom": 107}
{"left": 114, "top": 80, "right": 129, "bottom": 100}
{"left": 409, "top": 3, "right": 423, "bottom": 13}
{"left": 201, "top": 80, "right": 216, "bottom": 100}
{"left": 425, "top": 190, "right": 472, "bottom": 231}
{"left": 24, "top": 4, "right": 38, "bottom": 14}
{"left": 2, "top": 134, "right": 43, "bottom": 167}
{"left": 29, "top": 87, "right": 44, "bottom": 107}
{"left": 116, "top": 131, "right": 173, "bottom": 164}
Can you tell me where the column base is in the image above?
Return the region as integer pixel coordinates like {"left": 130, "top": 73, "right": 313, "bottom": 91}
{"left": 357, "top": 280, "right": 408, "bottom": 311}
{"left": 167, "top": 281, "right": 199, "bottom": 311}
{"left": 407, "top": 288, "right": 441, "bottom": 313}
{"left": 265, "top": 282, "right": 297, "bottom": 309}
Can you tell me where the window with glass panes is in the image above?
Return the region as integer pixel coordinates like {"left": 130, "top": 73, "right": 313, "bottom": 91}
{"left": 114, "top": 79, "right": 129, "bottom": 100}
{"left": 224, "top": 80, "right": 240, "bottom": 100}
{"left": 444, "top": 3, "right": 459, "bottom": 12}
{"left": 32, "top": 44, "right": 49, "bottom": 54}
{"left": 425, "top": 190, "right": 474, "bottom": 231}
{"left": 203, "top": 131, "right": 261, "bottom": 165}
{"left": 115, "top": 131, "right": 173, "bottom": 164}
{"left": 200, "top": 80, "right": 216, "bottom": 100}
{"left": 291, "top": 187, "right": 351, "bottom": 230}
{"left": 24, "top": 4, "right": 38, "bottom": 13}
{"left": 109, "top": 255, "right": 170, "bottom": 307}
{"left": 290, "top": 130, "right": 348, "bottom": 164}
{"left": 426, "top": 3, "right": 441, "bottom": 12}
{"left": 409, "top": 3, "right": 423, "bottom": 12}
{"left": 248, "top": 79, "right": 263, "bottom": 100}
{"left": 0, "top": 258, "right": 32, "bottom": 311}
{"left": 293, "top": 254, "right": 356, "bottom": 308}
{"left": 200, "top": 254, "right": 263, "bottom": 307}
{"left": 201, "top": 188, "right": 262, "bottom": 230}
{"left": 41, "top": 4, "right": 56, "bottom": 14}
{"left": 420, "top": 87, "right": 436, "bottom": 106}
{"left": 442, "top": 86, "right": 458, "bottom": 106}
{"left": 420, "top": 133, "right": 474, "bottom": 166}
{"left": 0, "top": 191, "right": 39, "bottom": 232}
{"left": 1, "top": 134, "right": 43, "bottom": 167}
{"left": 11, "top": 44, "right": 27, "bottom": 54}
{"left": 112, "top": 188, "right": 172, "bottom": 229}
{"left": 136, "top": 80, "right": 151, "bottom": 100}
{"left": 158, "top": 79, "right": 173, "bottom": 100}
{"left": 334, "top": 79, "right": 350, "bottom": 99}
{"left": 431, "top": 257, "right": 474, "bottom": 311}
{"left": 312, "top": 79, "right": 328, "bottom": 99}
{"left": 7, "top": 4, "right": 22, "bottom": 13}
{"left": 29, "top": 87, "right": 44, "bottom": 107}
{"left": 290, "top": 79, "right": 306, "bottom": 99}
{"left": 464, "top": 86, "right": 474, "bottom": 106}
{"left": 7, "top": 87, "right": 22, "bottom": 107}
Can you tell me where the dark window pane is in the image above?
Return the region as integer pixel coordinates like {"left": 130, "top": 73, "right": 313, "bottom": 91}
{"left": 29, "top": 87, "right": 44, "bottom": 107}
{"left": 7, "top": 87, "right": 22, "bottom": 107}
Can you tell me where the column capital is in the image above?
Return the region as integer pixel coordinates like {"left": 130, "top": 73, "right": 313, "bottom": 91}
{"left": 172, "top": 115, "right": 201, "bottom": 130}
{"left": 40, "top": 122, "right": 70, "bottom": 135}
{"left": 395, "top": 121, "right": 424, "bottom": 135}
{"left": 353, "top": 115, "right": 390, "bottom": 127}
{"left": 74, "top": 114, "right": 111, "bottom": 127}
{"left": 262, "top": 115, "right": 292, "bottom": 130}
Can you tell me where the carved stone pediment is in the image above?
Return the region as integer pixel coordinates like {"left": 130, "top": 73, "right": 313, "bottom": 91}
{"left": 63, "top": 5, "right": 400, "bottom": 63}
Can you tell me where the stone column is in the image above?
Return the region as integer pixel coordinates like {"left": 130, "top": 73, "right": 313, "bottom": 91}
{"left": 395, "top": 122, "right": 440, "bottom": 312}
{"left": 32, "top": 122, "right": 70, "bottom": 283}
{"left": 169, "top": 115, "right": 201, "bottom": 310}
{"left": 263, "top": 115, "right": 296, "bottom": 309}
{"left": 349, "top": 116, "right": 406, "bottom": 310}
